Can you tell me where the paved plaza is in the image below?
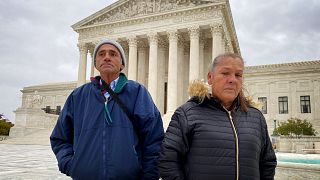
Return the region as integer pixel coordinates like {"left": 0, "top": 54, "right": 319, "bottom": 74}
{"left": 0, "top": 144, "right": 70, "bottom": 180}
{"left": 1, "top": 142, "right": 320, "bottom": 179}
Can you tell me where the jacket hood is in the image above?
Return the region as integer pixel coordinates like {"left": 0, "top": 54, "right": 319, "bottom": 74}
{"left": 187, "top": 80, "right": 210, "bottom": 103}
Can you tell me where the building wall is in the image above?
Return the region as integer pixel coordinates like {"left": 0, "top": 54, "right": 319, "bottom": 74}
{"left": 16, "top": 61, "right": 320, "bottom": 134}
{"left": 20, "top": 82, "right": 77, "bottom": 113}
{"left": 244, "top": 61, "right": 320, "bottom": 133}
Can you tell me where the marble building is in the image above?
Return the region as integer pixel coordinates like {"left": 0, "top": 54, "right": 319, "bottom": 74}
{"left": 71, "top": 0, "right": 240, "bottom": 122}
{"left": 244, "top": 61, "right": 320, "bottom": 133}
{"left": 9, "top": 0, "right": 320, "bottom": 139}
{"left": 11, "top": 0, "right": 240, "bottom": 137}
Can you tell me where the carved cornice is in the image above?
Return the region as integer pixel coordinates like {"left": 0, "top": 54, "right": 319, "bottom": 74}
{"left": 82, "top": 0, "right": 213, "bottom": 27}
{"left": 75, "top": 3, "right": 225, "bottom": 34}
{"left": 22, "top": 82, "right": 77, "bottom": 93}
{"left": 245, "top": 60, "right": 320, "bottom": 75}
{"left": 73, "top": 0, "right": 240, "bottom": 56}
{"left": 220, "top": 1, "right": 241, "bottom": 54}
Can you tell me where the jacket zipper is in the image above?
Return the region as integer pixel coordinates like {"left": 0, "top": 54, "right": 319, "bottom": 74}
{"left": 224, "top": 108, "right": 239, "bottom": 180}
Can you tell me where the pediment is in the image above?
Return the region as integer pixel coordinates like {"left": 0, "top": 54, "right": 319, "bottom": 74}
{"left": 72, "top": 0, "right": 221, "bottom": 29}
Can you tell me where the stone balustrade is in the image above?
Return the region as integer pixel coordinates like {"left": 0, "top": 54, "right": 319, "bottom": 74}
{"left": 275, "top": 136, "right": 320, "bottom": 154}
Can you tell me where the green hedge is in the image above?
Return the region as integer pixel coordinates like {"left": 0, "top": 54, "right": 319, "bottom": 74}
{"left": 0, "top": 120, "right": 14, "bottom": 135}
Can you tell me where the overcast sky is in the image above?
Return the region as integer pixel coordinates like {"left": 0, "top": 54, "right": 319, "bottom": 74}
{"left": 1, "top": 0, "right": 319, "bottom": 122}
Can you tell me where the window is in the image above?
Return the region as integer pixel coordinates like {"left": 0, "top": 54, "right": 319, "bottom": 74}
{"left": 258, "top": 97, "right": 267, "bottom": 114}
{"left": 300, "top": 96, "right": 311, "bottom": 113}
{"left": 278, "top": 96, "right": 288, "bottom": 114}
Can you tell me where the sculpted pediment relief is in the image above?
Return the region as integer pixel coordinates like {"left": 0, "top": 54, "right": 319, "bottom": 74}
{"left": 82, "top": 0, "right": 218, "bottom": 27}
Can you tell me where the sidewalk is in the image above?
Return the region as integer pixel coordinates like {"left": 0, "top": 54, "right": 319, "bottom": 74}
{"left": 0, "top": 144, "right": 70, "bottom": 180}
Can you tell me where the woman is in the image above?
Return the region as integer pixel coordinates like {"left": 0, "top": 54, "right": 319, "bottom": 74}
{"left": 159, "top": 53, "right": 277, "bottom": 180}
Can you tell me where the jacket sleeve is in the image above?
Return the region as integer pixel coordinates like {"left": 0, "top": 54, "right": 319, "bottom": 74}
{"left": 159, "top": 107, "right": 190, "bottom": 180}
{"left": 259, "top": 115, "right": 277, "bottom": 180}
{"left": 50, "top": 94, "right": 75, "bottom": 176}
{"left": 133, "top": 86, "right": 165, "bottom": 180}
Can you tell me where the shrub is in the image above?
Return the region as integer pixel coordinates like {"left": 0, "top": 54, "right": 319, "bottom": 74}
{"left": 275, "top": 118, "right": 317, "bottom": 137}
{"left": 0, "top": 114, "right": 14, "bottom": 135}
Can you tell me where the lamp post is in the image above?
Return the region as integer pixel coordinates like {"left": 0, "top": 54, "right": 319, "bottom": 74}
{"left": 272, "top": 119, "right": 279, "bottom": 150}
{"left": 273, "top": 119, "right": 277, "bottom": 135}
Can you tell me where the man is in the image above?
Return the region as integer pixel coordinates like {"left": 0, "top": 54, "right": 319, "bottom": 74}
{"left": 50, "top": 39, "right": 164, "bottom": 180}
{"left": 159, "top": 53, "right": 277, "bottom": 180}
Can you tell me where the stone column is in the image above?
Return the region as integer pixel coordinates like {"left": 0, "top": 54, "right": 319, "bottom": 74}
{"left": 211, "top": 23, "right": 223, "bottom": 60}
{"left": 148, "top": 33, "right": 159, "bottom": 103}
{"left": 92, "top": 42, "right": 100, "bottom": 77}
{"left": 89, "top": 47, "right": 95, "bottom": 77}
{"left": 199, "top": 36, "right": 205, "bottom": 80}
{"left": 166, "top": 30, "right": 179, "bottom": 114}
{"left": 128, "top": 37, "right": 138, "bottom": 80}
{"left": 137, "top": 46, "right": 147, "bottom": 86}
{"left": 77, "top": 43, "right": 88, "bottom": 87}
{"left": 188, "top": 26, "right": 200, "bottom": 82}
{"left": 122, "top": 45, "right": 129, "bottom": 76}
{"left": 177, "top": 37, "right": 185, "bottom": 106}
{"left": 183, "top": 44, "right": 190, "bottom": 101}
{"left": 157, "top": 39, "right": 167, "bottom": 115}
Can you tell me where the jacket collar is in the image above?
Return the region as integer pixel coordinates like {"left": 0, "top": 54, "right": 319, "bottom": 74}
{"left": 90, "top": 73, "right": 128, "bottom": 93}
{"left": 190, "top": 95, "right": 240, "bottom": 112}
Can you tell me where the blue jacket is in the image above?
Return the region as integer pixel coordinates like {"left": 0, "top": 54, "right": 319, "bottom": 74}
{"left": 50, "top": 74, "right": 164, "bottom": 180}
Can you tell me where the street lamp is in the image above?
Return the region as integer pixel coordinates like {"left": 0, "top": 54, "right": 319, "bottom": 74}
{"left": 273, "top": 119, "right": 277, "bottom": 135}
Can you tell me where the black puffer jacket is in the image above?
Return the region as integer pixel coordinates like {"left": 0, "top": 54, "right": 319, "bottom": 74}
{"left": 159, "top": 96, "right": 277, "bottom": 180}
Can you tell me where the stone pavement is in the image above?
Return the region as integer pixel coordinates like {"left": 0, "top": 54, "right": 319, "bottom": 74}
{"left": 0, "top": 129, "right": 52, "bottom": 145}
{"left": 0, "top": 144, "right": 70, "bottom": 180}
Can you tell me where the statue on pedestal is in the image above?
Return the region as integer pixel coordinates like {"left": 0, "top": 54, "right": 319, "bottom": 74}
{"left": 25, "top": 91, "right": 43, "bottom": 109}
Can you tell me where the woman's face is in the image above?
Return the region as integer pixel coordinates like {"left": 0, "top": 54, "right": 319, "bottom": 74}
{"left": 207, "top": 57, "right": 244, "bottom": 108}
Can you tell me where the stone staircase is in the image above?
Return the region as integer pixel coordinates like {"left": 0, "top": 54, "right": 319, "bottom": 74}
{"left": 0, "top": 128, "right": 53, "bottom": 145}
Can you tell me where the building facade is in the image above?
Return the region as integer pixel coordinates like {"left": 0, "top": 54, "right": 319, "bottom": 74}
{"left": 10, "top": 0, "right": 320, "bottom": 138}
{"left": 244, "top": 61, "right": 320, "bottom": 133}
{"left": 71, "top": 0, "right": 240, "bottom": 125}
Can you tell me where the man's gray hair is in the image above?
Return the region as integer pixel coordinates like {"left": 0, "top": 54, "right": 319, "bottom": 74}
{"left": 209, "top": 53, "right": 244, "bottom": 72}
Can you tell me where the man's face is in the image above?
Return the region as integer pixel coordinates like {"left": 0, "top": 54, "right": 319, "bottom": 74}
{"left": 207, "top": 57, "right": 244, "bottom": 107}
{"left": 95, "top": 44, "right": 124, "bottom": 75}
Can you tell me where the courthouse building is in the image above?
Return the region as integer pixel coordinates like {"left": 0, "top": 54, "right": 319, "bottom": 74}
{"left": 72, "top": 0, "right": 240, "bottom": 119}
{"left": 10, "top": 0, "right": 320, "bottom": 138}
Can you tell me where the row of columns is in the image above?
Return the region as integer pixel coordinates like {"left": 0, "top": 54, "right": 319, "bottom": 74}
{"left": 76, "top": 24, "right": 231, "bottom": 117}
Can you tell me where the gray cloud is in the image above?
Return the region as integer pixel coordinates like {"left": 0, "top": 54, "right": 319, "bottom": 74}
{"left": 1, "top": 0, "right": 319, "bottom": 122}
{"left": 230, "top": 0, "right": 320, "bottom": 65}
{"left": 0, "top": 0, "right": 117, "bottom": 121}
